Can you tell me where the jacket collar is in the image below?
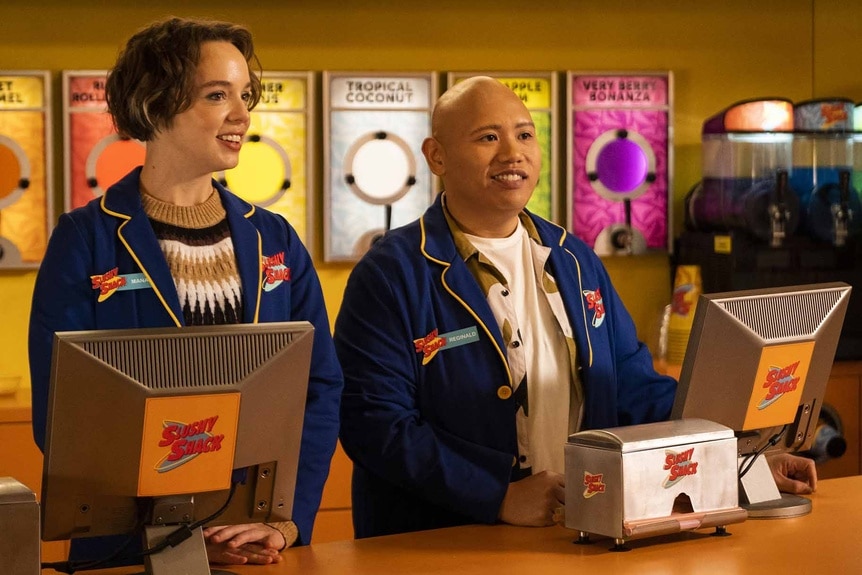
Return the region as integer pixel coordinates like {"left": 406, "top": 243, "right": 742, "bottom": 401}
{"left": 419, "top": 193, "right": 458, "bottom": 266}
{"left": 419, "top": 192, "right": 567, "bottom": 264}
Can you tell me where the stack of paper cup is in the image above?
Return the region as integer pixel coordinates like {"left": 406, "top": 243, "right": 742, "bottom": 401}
{"left": 666, "top": 265, "right": 702, "bottom": 366}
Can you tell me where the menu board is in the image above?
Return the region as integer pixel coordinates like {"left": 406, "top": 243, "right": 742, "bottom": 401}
{"left": 568, "top": 72, "right": 672, "bottom": 255}
{"left": 219, "top": 71, "right": 314, "bottom": 247}
{"left": 0, "top": 71, "right": 52, "bottom": 268}
{"left": 63, "top": 70, "right": 145, "bottom": 211}
{"left": 323, "top": 72, "right": 436, "bottom": 262}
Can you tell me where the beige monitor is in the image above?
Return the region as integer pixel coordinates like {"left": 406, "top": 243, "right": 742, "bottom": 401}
{"left": 671, "top": 282, "right": 851, "bottom": 518}
{"left": 41, "top": 322, "right": 314, "bottom": 574}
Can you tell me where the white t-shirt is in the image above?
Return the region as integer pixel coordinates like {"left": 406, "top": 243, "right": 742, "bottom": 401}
{"left": 465, "top": 221, "right": 573, "bottom": 474}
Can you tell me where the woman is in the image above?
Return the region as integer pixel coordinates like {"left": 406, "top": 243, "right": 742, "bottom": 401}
{"left": 29, "top": 17, "right": 342, "bottom": 567}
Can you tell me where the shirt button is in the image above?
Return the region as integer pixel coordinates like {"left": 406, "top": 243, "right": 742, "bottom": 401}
{"left": 497, "top": 386, "right": 512, "bottom": 400}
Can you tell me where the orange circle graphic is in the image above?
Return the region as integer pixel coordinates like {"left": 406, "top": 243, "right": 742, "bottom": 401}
{"left": 95, "top": 140, "right": 146, "bottom": 192}
{"left": 0, "top": 143, "right": 21, "bottom": 201}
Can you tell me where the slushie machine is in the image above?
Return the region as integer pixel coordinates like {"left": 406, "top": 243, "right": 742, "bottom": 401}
{"left": 685, "top": 98, "right": 799, "bottom": 247}
{"left": 677, "top": 97, "right": 862, "bottom": 360}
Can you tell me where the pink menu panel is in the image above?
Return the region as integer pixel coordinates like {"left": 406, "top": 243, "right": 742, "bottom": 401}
{"left": 570, "top": 73, "right": 671, "bottom": 254}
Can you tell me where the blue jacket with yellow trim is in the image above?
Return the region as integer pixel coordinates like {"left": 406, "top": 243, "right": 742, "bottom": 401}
{"left": 29, "top": 168, "right": 343, "bottom": 550}
{"left": 335, "top": 194, "right": 676, "bottom": 538}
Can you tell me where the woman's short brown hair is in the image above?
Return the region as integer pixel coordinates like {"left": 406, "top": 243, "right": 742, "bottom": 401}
{"left": 105, "top": 17, "right": 262, "bottom": 141}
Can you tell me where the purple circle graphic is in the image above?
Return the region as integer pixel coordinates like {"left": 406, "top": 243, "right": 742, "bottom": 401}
{"left": 596, "top": 138, "right": 648, "bottom": 193}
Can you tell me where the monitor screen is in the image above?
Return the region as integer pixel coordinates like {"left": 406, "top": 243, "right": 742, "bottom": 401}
{"left": 671, "top": 282, "right": 851, "bottom": 517}
{"left": 40, "top": 321, "right": 314, "bottom": 571}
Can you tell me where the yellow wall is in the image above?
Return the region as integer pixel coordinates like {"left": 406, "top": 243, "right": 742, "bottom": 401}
{"left": 1, "top": 0, "right": 860, "bottom": 388}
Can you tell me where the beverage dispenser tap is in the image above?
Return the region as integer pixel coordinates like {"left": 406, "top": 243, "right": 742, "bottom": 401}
{"left": 832, "top": 170, "right": 851, "bottom": 247}
{"left": 610, "top": 199, "right": 634, "bottom": 254}
{"left": 769, "top": 169, "right": 790, "bottom": 247}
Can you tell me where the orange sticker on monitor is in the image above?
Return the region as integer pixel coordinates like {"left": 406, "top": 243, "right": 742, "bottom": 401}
{"left": 138, "top": 393, "right": 240, "bottom": 497}
{"left": 742, "top": 341, "right": 814, "bottom": 430}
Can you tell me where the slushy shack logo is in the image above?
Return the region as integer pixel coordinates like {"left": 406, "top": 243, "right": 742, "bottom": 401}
{"left": 262, "top": 252, "right": 290, "bottom": 292}
{"left": 758, "top": 361, "right": 801, "bottom": 409}
{"left": 663, "top": 447, "right": 698, "bottom": 488}
{"left": 583, "top": 288, "right": 605, "bottom": 328}
{"left": 582, "top": 472, "right": 606, "bottom": 498}
{"left": 156, "top": 415, "right": 224, "bottom": 472}
{"left": 91, "top": 267, "right": 126, "bottom": 302}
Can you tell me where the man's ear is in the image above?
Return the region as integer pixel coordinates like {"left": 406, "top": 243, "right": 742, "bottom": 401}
{"left": 421, "top": 137, "right": 446, "bottom": 176}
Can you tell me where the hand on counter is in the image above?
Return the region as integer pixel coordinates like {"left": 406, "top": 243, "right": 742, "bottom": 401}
{"left": 498, "top": 470, "right": 565, "bottom": 527}
{"left": 203, "top": 522, "right": 285, "bottom": 565}
{"left": 767, "top": 452, "right": 818, "bottom": 495}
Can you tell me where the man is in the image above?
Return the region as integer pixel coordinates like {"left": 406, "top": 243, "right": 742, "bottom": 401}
{"left": 335, "top": 76, "right": 815, "bottom": 539}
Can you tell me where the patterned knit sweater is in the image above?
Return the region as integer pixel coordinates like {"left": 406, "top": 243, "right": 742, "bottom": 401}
{"left": 141, "top": 189, "right": 243, "bottom": 326}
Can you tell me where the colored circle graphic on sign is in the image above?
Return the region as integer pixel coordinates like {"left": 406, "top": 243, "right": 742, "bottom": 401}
{"left": 0, "top": 134, "right": 31, "bottom": 210}
{"left": 344, "top": 131, "right": 416, "bottom": 206}
{"left": 585, "top": 129, "right": 656, "bottom": 202}
{"left": 0, "top": 143, "right": 21, "bottom": 202}
{"left": 86, "top": 135, "right": 146, "bottom": 196}
{"left": 596, "top": 138, "right": 647, "bottom": 192}
{"left": 221, "top": 134, "right": 292, "bottom": 207}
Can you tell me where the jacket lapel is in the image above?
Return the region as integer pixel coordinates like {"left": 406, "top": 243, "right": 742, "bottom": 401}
{"left": 100, "top": 169, "right": 184, "bottom": 326}
{"left": 531, "top": 214, "right": 593, "bottom": 367}
{"left": 217, "top": 184, "right": 262, "bottom": 324}
{"left": 420, "top": 196, "right": 508, "bottom": 357}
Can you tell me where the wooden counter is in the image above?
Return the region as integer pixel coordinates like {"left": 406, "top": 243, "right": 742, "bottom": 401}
{"left": 10, "top": 361, "right": 862, "bottom": 570}
{"left": 50, "top": 474, "right": 862, "bottom": 575}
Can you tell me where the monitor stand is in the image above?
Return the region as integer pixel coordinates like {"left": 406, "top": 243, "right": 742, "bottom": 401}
{"left": 134, "top": 496, "right": 239, "bottom": 575}
{"left": 738, "top": 455, "right": 812, "bottom": 519}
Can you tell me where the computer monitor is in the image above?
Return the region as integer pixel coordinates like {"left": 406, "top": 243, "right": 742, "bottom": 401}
{"left": 40, "top": 321, "right": 314, "bottom": 575}
{"left": 671, "top": 282, "right": 851, "bottom": 518}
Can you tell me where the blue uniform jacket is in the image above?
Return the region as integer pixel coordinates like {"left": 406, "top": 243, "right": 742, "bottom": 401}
{"left": 335, "top": 194, "right": 677, "bottom": 538}
{"left": 29, "top": 168, "right": 343, "bottom": 554}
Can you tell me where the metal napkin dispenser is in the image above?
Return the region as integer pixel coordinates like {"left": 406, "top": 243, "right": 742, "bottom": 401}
{"left": 564, "top": 418, "right": 747, "bottom": 548}
{"left": 0, "top": 477, "right": 40, "bottom": 575}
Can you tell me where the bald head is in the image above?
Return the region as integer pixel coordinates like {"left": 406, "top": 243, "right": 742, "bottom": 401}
{"left": 431, "top": 76, "right": 526, "bottom": 143}
{"left": 421, "top": 76, "right": 541, "bottom": 237}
